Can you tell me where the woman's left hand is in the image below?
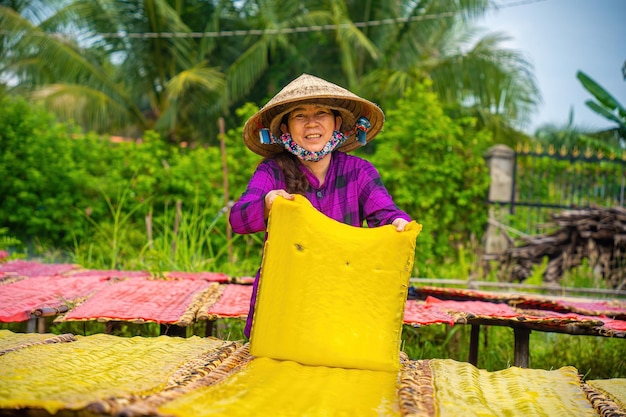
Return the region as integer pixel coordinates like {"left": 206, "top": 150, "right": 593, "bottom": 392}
{"left": 392, "top": 218, "right": 409, "bottom": 232}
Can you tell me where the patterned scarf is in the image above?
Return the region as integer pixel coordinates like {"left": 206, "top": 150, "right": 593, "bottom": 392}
{"left": 279, "top": 131, "right": 346, "bottom": 162}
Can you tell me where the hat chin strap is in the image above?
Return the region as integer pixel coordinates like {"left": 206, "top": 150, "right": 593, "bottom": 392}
{"left": 279, "top": 131, "right": 346, "bottom": 162}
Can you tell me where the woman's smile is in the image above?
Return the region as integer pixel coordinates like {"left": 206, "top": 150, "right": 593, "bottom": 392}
{"left": 282, "top": 104, "right": 342, "bottom": 153}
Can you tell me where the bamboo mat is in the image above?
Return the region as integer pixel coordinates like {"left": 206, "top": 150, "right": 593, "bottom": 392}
{"left": 0, "top": 329, "right": 75, "bottom": 356}
{"left": 0, "top": 273, "right": 111, "bottom": 322}
{"left": 584, "top": 379, "right": 626, "bottom": 417}
{"left": 425, "top": 359, "right": 596, "bottom": 417}
{"left": 62, "top": 269, "right": 151, "bottom": 279}
{"left": 405, "top": 298, "right": 602, "bottom": 326}
{"left": 403, "top": 300, "right": 456, "bottom": 326}
{"left": 412, "top": 286, "right": 525, "bottom": 303}
{"left": 1, "top": 260, "right": 625, "bottom": 337}
{"left": 414, "top": 286, "right": 626, "bottom": 318}
{"left": 161, "top": 284, "right": 626, "bottom": 337}
{"left": 0, "top": 259, "right": 79, "bottom": 278}
{"left": 512, "top": 296, "right": 626, "bottom": 320}
{"left": 0, "top": 259, "right": 624, "bottom": 348}
{"left": 0, "top": 331, "right": 234, "bottom": 415}
{"left": 0, "top": 260, "right": 80, "bottom": 286}
{"left": 1, "top": 331, "right": 623, "bottom": 417}
{"left": 199, "top": 284, "right": 252, "bottom": 321}
{"left": 164, "top": 271, "right": 231, "bottom": 282}
{"left": 57, "top": 278, "right": 218, "bottom": 326}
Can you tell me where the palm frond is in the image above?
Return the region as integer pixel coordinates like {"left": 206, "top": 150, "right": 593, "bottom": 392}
{"left": 167, "top": 65, "right": 226, "bottom": 99}
{"left": 30, "top": 83, "right": 138, "bottom": 132}
{"left": 225, "top": 37, "right": 270, "bottom": 104}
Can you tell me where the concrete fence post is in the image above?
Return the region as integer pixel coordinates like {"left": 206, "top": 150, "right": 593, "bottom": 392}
{"left": 483, "top": 144, "right": 515, "bottom": 256}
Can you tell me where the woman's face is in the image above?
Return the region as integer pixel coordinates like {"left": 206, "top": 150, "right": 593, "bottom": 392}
{"left": 281, "top": 104, "right": 342, "bottom": 154}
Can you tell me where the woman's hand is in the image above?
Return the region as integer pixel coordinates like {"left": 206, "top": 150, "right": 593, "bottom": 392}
{"left": 392, "top": 218, "right": 409, "bottom": 232}
{"left": 264, "top": 189, "right": 294, "bottom": 218}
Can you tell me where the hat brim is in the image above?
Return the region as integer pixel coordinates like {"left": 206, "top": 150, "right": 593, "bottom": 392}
{"left": 242, "top": 74, "right": 384, "bottom": 157}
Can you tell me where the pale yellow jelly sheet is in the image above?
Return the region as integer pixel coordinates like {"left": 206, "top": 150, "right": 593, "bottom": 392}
{"left": 0, "top": 329, "right": 65, "bottom": 351}
{"left": 159, "top": 356, "right": 401, "bottom": 417}
{"left": 588, "top": 378, "right": 626, "bottom": 409}
{"left": 430, "top": 359, "right": 597, "bottom": 417}
{"left": 0, "top": 333, "right": 226, "bottom": 414}
{"left": 250, "top": 195, "right": 422, "bottom": 372}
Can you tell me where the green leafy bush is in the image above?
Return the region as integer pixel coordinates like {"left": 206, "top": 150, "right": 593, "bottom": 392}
{"left": 0, "top": 96, "right": 266, "bottom": 272}
{"left": 370, "top": 81, "right": 493, "bottom": 269}
{"left": 0, "top": 96, "right": 90, "bottom": 248}
{"left": 1, "top": 89, "right": 496, "bottom": 271}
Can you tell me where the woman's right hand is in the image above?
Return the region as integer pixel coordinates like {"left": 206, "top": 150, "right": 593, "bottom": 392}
{"left": 264, "top": 189, "right": 294, "bottom": 218}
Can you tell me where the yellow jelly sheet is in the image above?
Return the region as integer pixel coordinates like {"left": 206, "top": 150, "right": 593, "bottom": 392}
{"left": 588, "top": 378, "right": 626, "bottom": 410}
{"left": 0, "top": 332, "right": 226, "bottom": 414}
{"left": 250, "top": 195, "right": 421, "bottom": 372}
{"left": 0, "top": 329, "right": 68, "bottom": 351}
{"left": 159, "top": 356, "right": 400, "bottom": 417}
{"left": 430, "top": 359, "right": 597, "bottom": 417}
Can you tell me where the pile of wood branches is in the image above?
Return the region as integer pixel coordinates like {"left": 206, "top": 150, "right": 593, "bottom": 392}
{"left": 495, "top": 206, "right": 626, "bottom": 289}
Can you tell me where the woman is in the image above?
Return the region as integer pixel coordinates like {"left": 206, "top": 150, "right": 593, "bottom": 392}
{"left": 229, "top": 73, "right": 412, "bottom": 338}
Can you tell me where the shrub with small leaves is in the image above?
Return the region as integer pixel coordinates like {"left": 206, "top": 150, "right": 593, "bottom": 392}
{"left": 369, "top": 81, "right": 493, "bottom": 268}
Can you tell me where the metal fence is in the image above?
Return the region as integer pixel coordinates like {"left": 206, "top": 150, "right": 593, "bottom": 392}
{"left": 496, "top": 144, "right": 626, "bottom": 235}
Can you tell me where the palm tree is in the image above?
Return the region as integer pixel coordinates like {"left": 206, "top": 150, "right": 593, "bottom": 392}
{"left": 340, "top": 0, "right": 540, "bottom": 145}
{"left": 1, "top": 0, "right": 540, "bottom": 145}
{"left": 230, "top": 0, "right": 540, "bottom": 146}
{"left": 1, "top": 0, "right": 226, "bottom": 142}
{"left": 533, "top": 109, "right": 596, "bottom": 150}
{"left": 224, "top": 0, "right": 380, "bottom": 103}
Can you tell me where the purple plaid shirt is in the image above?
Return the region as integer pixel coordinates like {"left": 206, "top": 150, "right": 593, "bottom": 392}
{"left": 229, "top": 151, "right": 411, "bottom": 337}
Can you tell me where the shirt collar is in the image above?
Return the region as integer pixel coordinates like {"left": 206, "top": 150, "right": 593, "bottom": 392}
{"left": 298, "top": 153, "right": 337, "bottom": 190}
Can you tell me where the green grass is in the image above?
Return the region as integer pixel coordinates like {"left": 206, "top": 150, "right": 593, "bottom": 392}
{"left": 531, "top": 332, "right": 626, "bottom": 380}
{"left": 401, "top": 324, "right": 626, "bottom": 380}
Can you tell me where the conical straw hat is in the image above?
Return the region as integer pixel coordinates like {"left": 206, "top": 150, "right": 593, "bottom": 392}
{"left": 242, "top": 74, "right": 385, "bottom": 157}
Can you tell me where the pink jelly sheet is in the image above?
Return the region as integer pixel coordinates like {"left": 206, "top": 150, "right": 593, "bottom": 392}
{"left": 64, "top": 277, "right": 212, "bottom": 324}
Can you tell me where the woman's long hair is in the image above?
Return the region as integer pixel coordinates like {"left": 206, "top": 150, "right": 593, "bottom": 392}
{"left": 271, "top": 152, "right": 309, "bottom": 194}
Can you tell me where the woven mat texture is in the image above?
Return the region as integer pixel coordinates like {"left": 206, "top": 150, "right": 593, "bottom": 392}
{"left": 204, "top": 284, "right": 253, "bottom": 319}
{"left": 588, "top": 379, "right": 626, "bottom": 410}
{"left": 62, "top": 277, "right": 212, "bottom": 324}
{"left": 1, "top": 332, "right": 625, "bottom": 417}
{"left": 0, "top": 332, "right": 227, "bottom": 414}
{"left": 0, "top": 274, "right": 110, "bottom": 322}
{"left": 430, "top": 359, "right": 597, "bottom": 417}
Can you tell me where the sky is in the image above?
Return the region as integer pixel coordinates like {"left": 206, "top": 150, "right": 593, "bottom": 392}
{"left": 477, "top": 0, "right": 626, "bottom": 134}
